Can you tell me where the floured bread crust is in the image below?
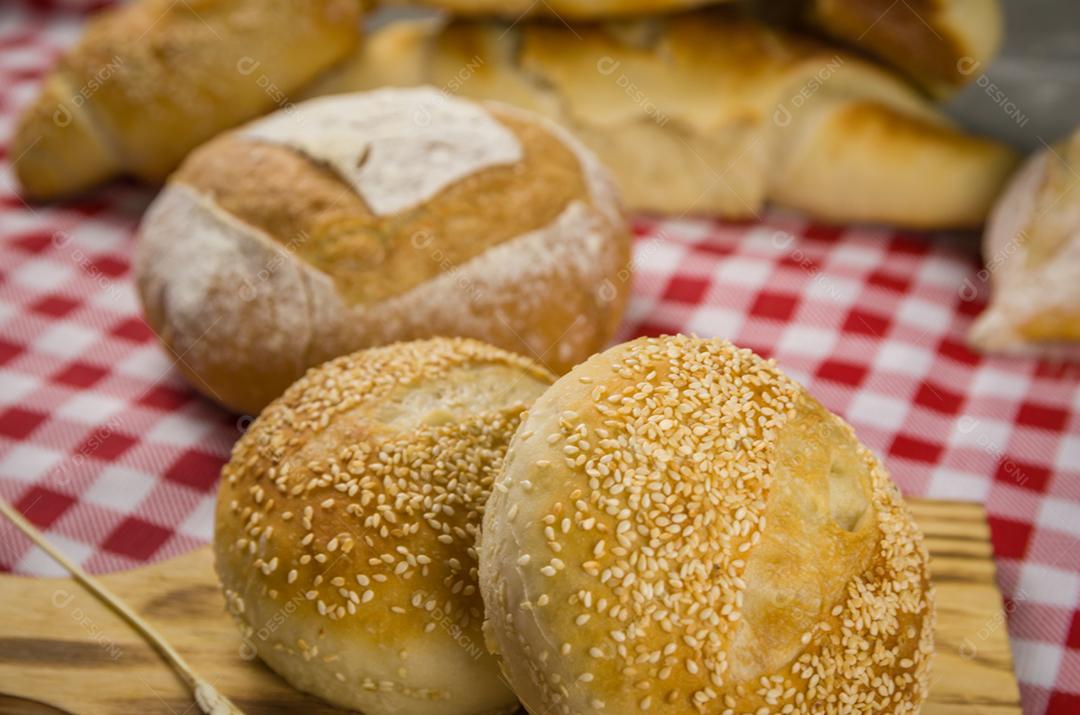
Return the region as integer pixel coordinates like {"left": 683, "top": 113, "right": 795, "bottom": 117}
{"left": 481, "top": 335, "right": 934, "bottom": 715}
{"left": 214, "top": 337, "right": 554, "bottom": 715}
{"left": 970, "top": 129, "right": 1080, "bottom": 358}
{"left": 135, "top": 88, "right": 631, "bottom": 413}
{"left": 241, "top": 90, "right": 524, "bottom": 216}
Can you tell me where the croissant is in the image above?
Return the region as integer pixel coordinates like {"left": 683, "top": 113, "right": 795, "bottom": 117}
{"left": 11, "top": 0, "right": 362, "bottom": 200}
{"left": 305, "top": 9, "right": 1018, "bottom": 228}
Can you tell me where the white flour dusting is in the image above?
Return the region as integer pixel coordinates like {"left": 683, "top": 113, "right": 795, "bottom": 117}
{"left": 242, "top": 87, "right": 524, "bottom": 216}
{"left": 362, "top": 200, "right": 618, "bottom": 362}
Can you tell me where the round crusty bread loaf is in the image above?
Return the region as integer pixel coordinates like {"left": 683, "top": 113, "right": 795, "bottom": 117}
{"left": 214, "top": 337, "right": 555, "bottom": 715}
{"left": 480, "top": 334, "right": 934, "bottom": 715}
{"left": 135, "top": 87, "right": 630, "bottom": 414}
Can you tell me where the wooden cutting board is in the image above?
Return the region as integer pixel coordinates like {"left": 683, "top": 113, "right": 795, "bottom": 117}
{"left": 0, "top": 499, "right": 1021, "bottom": 714}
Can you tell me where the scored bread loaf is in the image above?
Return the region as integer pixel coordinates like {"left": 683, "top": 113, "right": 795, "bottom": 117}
{"left": 214, "top": 337, "right": 554, "bottom": 714}
{"left": 480, "top": 334, "right": 935, "bottom": 714}
{"left": 135, "top": 88, "right": 630, "bottom": 414}
{"left": 11, "top": 0, "right": 362, "bottom": 200}
{"left": 969, "top": 127, "right": 1080, "bottom": 358}
{"left": 305, "top": 9, "right": 1018, "bottom": 228}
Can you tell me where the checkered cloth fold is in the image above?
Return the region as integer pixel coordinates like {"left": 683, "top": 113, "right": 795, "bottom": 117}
{"left": 0, "top": 2, "right": 1077, "bottom": 713}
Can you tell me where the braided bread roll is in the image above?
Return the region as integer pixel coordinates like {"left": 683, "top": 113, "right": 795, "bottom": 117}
{"left": 136, "top": 88, "right": 630, "bottom": 414}
{"left": 306, "top": 9, "right": 1018, "bottom": 228}
{"left": 11, "top": 0, "right": 362, "bottom": 200}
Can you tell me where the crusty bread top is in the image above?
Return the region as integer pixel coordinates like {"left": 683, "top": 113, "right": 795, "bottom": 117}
{"left": 173, "top": 89, "right": 592, "bottom": 307}
{"left": 481, "top": 335, "right": 934, "bottom": 714}
{"left": 215, "top": 337, "right": 553, "bottom": 654}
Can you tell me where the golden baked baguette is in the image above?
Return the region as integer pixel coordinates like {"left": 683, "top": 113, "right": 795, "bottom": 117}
{"left": 969, "top": 127, "right": 1080, "bottom": 358}
{"left": 215, "top": 337, "right": 554, "bottom": 714}
{"left": 11, "top": 0, "right": 362, "bottom": 200}
{"left": 306, "top": 10, "right": 1018, "bottom": 228}
{"left": 481, "top": 334, "right": 935, "bottom": 714}
{"left": 136, "top": 88, "right": 630, "bottom": 414}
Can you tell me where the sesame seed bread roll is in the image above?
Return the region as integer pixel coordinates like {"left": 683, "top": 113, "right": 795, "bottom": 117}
{"left": 481, "top": 335, "right": 934, "bottom": 715}
{"left": 135, "top": 88, "right": 630, "bottom": 415}
{"left": 214, "top": 337, "right": 555, "bottom": 715}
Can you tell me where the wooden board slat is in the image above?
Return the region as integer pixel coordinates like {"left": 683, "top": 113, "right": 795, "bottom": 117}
{"left": 0, "top": 500, "right": 1021, "bottom": 714}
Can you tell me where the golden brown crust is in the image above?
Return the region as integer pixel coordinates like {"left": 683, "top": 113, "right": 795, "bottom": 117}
{"left": 803, "top": 0, "right": 1003, "bottom": 94}
{"left": 13, "top": 0, "right": 361, "bottom": 199}
{"left": 135, "top": 89, "right": 631, "bottom": 414}
{"left": 175, "top": 110, "right": 588, "bottom": 306}
{"left": 305, "top": 10, "right": 1017, "bottom": 228}
{"left": 481, "top": 335, "right": 934, "bottom": 714}
{"left": 214, "top": 337, "right": 554, "bottom": 715}
{"left": 770, "top": 100, "right": 1019, "bottom": 228}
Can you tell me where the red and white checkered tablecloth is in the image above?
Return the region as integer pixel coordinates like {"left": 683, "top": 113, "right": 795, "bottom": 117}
{"left": 0, "top": 2, "right": 1077, "bottom": 714}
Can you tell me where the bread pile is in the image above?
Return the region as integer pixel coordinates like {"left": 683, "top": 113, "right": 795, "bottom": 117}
{"left": 306, "top": 7, "right": 1014, "bottom": 228}
{"left": 11, "top": 5, "right": 952, "bottom": 709}
{"left": 14, "top": 0, "right": 1016, "bottom": 229}
{"left": 215, "top": 334, "right": 935, "bottom": 714}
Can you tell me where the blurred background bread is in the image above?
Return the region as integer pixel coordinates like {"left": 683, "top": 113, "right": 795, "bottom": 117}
{"left": 135, "top": 88, "right": 631, "bottom": 414}
{"left": 754, "top": 0, "right": 1004, "bottom": 96}
{"left": 10, "top": 0, "right": 361, "bottom": 199}
{"left": 969, "top": 125, "right": 1080, "bottom": 357}
{"left": 380, "top": 0, "right": 715, "bottom": 18}
{"left": 481, "top": 334, "right": 934, "bottom": 714}
{"left": 214, "top": 337, "right": 553, "bottom": 715}
{"left": 306, "top": 9, "right": 1018, "bottom": 228}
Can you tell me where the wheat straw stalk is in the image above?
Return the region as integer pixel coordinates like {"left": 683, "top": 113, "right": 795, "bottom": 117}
{"left": 0, "top": 498, "right": 245, "bottom": 715}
